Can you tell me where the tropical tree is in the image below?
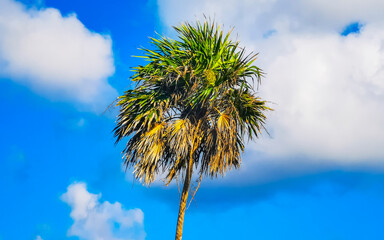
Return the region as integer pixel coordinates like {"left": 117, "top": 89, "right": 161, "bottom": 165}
{"left": 113, "top": 20, "right": 271, "bottom": 240}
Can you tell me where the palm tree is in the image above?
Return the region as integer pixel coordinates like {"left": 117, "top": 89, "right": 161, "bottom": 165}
{"left": 113, "top": 20, "right": 271, "bottom": 240}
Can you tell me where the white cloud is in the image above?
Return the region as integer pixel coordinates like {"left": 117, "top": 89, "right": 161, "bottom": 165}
{"left": 252, "top": 27, "right": 384, "bottom": 162}
{"left": 157, "top": 0, "right": 384, "bottom": 181}
{"left": 61, "top": 182, "right": 145, "bottom": 240}
{"left": 0, "top": 0, "right": 116, "bottom": 111}
{"left": 35, "top": 236, "right": 43, "bottom": 240}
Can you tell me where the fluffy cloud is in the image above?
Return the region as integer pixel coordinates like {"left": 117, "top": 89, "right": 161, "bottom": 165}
{"left": 61, "top": 182, "right": 145, "bottom": 240}
{"left": 0, "top": 0, "right": 116, "bottom": 110}
{"left": 157, "top": 0, "right": 384, "bottom": 181}
{"left": 252, "top": 27, "right": 384, "bottom": 162}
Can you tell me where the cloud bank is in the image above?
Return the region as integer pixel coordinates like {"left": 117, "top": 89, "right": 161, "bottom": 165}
{"left": 0, "top": 0, "right": 116, "bottom": 110}
{"left": 157, "top": 0, "right": 384, "bottom": 183}
{"left": 61, "top": 182, "right": 145, "bottom": 240}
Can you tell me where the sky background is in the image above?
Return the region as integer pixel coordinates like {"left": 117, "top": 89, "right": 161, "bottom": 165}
{"left": 1, "top": 0, "right": 384, "bottom": 239}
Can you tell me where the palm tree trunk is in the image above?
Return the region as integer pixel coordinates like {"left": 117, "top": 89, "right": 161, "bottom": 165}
{"left": 175, "top": 157, "right": 194, "bottom": 240}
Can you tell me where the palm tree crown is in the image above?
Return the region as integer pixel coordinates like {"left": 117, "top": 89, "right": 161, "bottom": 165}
{"left": 113, "top": 20, "right": 271, "bottom": 240}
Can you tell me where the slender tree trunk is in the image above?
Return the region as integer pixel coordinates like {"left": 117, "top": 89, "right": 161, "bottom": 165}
{"left": 175, "top": 157, "right": 194, "bottom": 240}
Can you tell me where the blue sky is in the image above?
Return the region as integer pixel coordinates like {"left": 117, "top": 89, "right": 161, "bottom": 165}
{"left": 1, "top": 0, "right": 384, "bottom": 239}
